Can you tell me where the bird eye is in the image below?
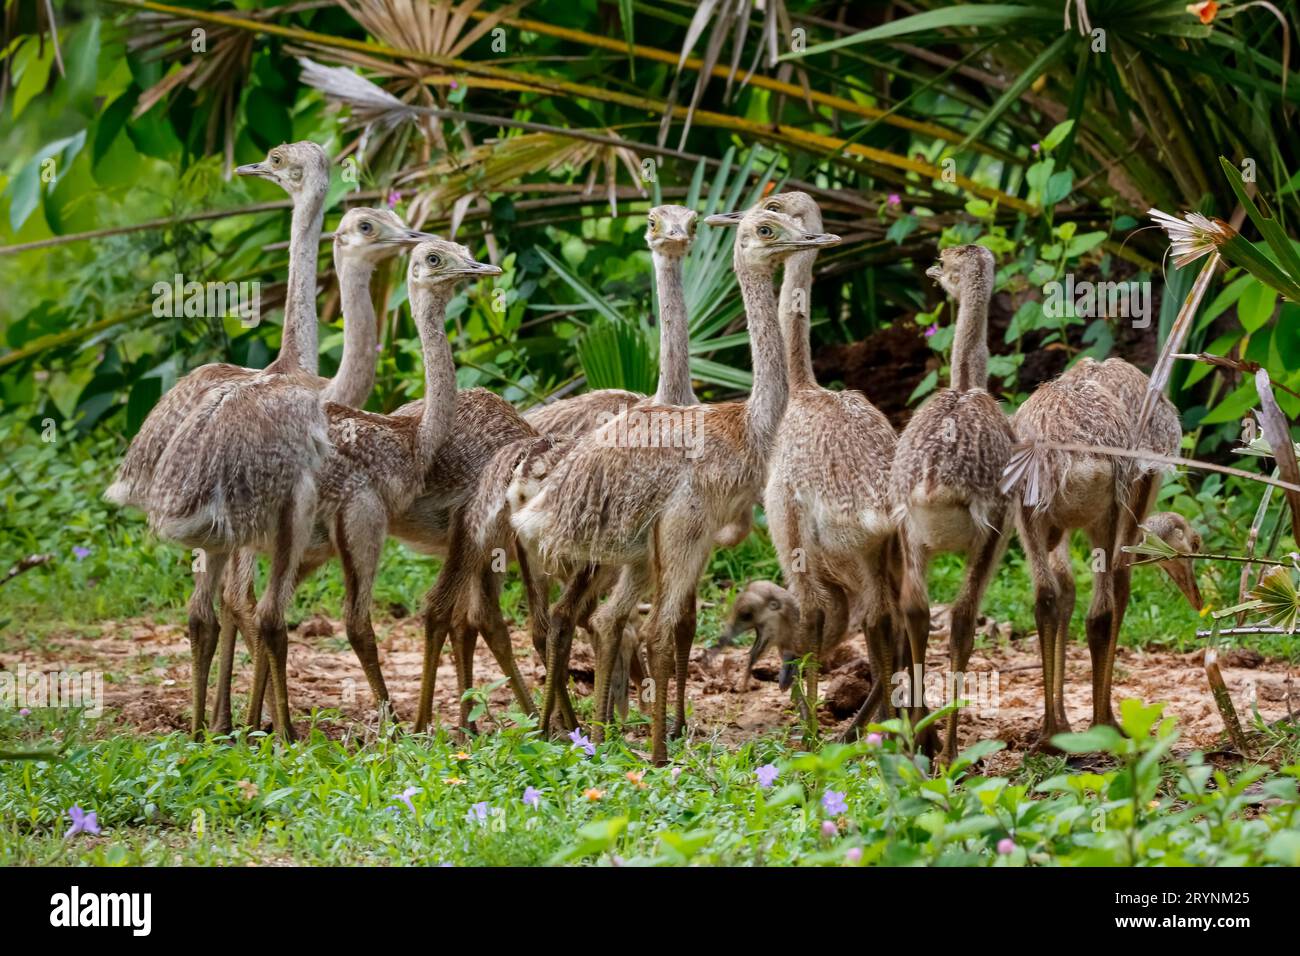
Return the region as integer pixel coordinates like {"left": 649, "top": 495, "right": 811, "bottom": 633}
{"left": 648, "top": 215, "right": 658, "bottom": 230}
{"left": 360, "top": 220, "right": 373, "bottom": 234}
{"left": 758, "top": 225, "right": 775, "bottom": 238}
{"left": 764, "top": 200, "right": 781, "bottom": 211}
{"left": 426, "top": 253, "right": 442, "bottom": 267}
{"left": 270, "top": 153, "right": 282, "bottom": 167}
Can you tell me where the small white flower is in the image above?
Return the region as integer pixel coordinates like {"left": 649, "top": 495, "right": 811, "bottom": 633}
{"left": 1147, "top": 208, "right": 1232, "bottom": 268}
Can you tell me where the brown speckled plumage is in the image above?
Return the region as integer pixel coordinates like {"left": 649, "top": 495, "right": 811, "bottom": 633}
{"left": 720, "top": 192, "right": 900, "bottom": 736}
{"left": 1007, "top": 355, "right": 1194, "bottom": 744}
{"left": 890, "top": 244, "right": 1013, "bottom": 762}
{"left": 512, "top": 209, "right": 842, "bottom": 763}
{"left": 105, "top": 142, "right": 330, "bottom": 513}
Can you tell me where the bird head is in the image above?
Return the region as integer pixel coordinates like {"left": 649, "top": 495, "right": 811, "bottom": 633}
{"left": 705, "top": 190, "right": 824, "bottom": 233}
{"left": 235, "top": 141, "right": 329, "bottom": 198}
{"left": 926, "top": 244, "right": 995, "bottom": 299}
{"left": 333, "top": 208, "right": 437, "bottom": 264}
{"left": 1139, "top": 511, "right": 1204, "bottom": 611}
{"left": 734, "top": 209, "right": 840, "bottom": 270}
{"left": 645, "top": 204, "right": 698, "bottom": 255}
{"left": 724, "top": 580, "right": 799, "bottom": 688}
{"left": 407, "top": 239, "right": 502, "bottom": 289}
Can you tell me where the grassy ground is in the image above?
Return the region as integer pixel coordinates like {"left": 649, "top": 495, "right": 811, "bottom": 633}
{"left": 4, "top": 438, "right": 1300, "bottom": 866}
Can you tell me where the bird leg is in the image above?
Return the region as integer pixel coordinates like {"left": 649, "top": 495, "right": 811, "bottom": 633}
{"left": 590, "top": 562, "right": 646, "bottom": 739}
{"left": 669, "top": 590, "right": 698, "bottom": 740}
{"left": 414, "top": 520, "right": 478, "bottom": 733}
{"left": 1087, "top": 505, "right": 1122, "bottom": 730}
{"left": 941, "top": 520, "right": 1008, "bottom": 766}
{"left": 475, "top": 567, "right": 537, "bottom": 718}
{"left": 213, "top": 551, "right": 254, "bottom": 735}
{"left": 1049, "top": 537, "right": 1075, "bottom": 734}
{"left": 336, "top": 511, "right": 394, "bottom": 724}
{"left": 453, "top": 623, "right": 478, "bottom": 733}
{"left": 540, "top": 565, "right": 598, "bottom": 737}
{"left": 186, "top": 550, "right": 229, "bottom": 739}
{"left": 515, "top": 544, "right": 550, "bottom": 662}
{"left": 898, "top": 537, "right": 935, "bottom": 756}
{"left": 1022, "top": 514, "right": 1065, "bottom": 753}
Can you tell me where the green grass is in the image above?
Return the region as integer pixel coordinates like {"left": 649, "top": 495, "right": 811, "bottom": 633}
{"left": 3, "top": 701, "right": 1299, "bottom": 866}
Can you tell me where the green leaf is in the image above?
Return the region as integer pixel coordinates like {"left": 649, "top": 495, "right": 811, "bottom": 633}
{"left": 1040, "top": 119, "right": 1075, "bottom": 152}
{"left": 786, "top": 5, "right": 1060, "bottom": 59}
{"left": 1052, "top": 725, "right": 1124, "bottom": 754}
{"left": 1237, "top": 281, "right": 1279, "bottom": 332}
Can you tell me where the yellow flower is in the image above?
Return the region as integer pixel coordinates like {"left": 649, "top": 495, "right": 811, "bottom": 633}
{"left": 452, "top": 751, "right": 471, "bottom": 761}
{"left": 1199, "top": 602, "right": 1214, "bottom": 618}
{"left": 583, "top": 788, "right": 605, "bottom": 801}
{"left": 443, "top": 776, "right": 466, "bottom": 786}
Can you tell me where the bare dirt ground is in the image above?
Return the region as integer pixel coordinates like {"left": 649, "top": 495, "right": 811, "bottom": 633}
{"left": 5, "top": 608, "right": 1296, "bottom": 771}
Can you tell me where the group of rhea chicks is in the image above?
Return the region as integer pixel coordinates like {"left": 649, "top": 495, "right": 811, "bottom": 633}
{"left": 106, "top": 141, "right": 1204, "bottom": 767}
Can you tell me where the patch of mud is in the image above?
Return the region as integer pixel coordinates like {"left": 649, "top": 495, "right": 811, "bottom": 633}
{"left": 3, "top": 611, "right": 1294, "bottom": 767}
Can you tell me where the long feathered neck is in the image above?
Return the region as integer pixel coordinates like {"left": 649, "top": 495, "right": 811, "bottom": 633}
{"left": 651, "top": 249, "right": 696, "bottom": 406}
{"left": 409, "top": 284, "right": 457, "bottom": 470}
{"left": 737, "top": 260, "right": 788, "bottom": 456}
{"left": 779, "top": 249, "right": 817, "bottom": 391}
{"left": 323, "top": 250, "right": 379, "bottom": 407}
{"left": 268, "top": 183, "right": 326, "bottom": 376}
{"left": 951, "top": 267, "right": 993, "bottom": 392}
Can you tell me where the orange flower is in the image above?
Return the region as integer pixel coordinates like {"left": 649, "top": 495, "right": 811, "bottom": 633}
{"left": 583, "top": 788, "right": 606, "bottom": 801}
{"left": 1187, "top": 0, "right": 1218, "bottom": 24}
{"left": 626, "top": 770, "right": 647, "bottom": 789}
{"left": 443, "top": 776, "right": 466, "bottom": 786}
{"left": 451, "top": 751, "right": 471, "bottom": 761}
{"left": 762, "top": 180, "right": 776, "bottom": 197}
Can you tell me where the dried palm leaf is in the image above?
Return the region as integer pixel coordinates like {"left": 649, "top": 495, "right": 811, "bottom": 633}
{"left": 658, "top": 0, "right": 809, "bottom": 150}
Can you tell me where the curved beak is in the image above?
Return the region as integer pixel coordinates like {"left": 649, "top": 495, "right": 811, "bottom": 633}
{"left": 385, "top": 229, "right": 440, "bottom": 247}
{"left": 704, "top": 209, "right": 745, "bottom": 227}
{"left": 235, "top": 161, "right": 273, "bottom": 180}
{"left": 777, "top": 652, "right": 796, "bottom": 692}
{"left": 1163, "top": 557, "right": 1203, "bottom": 612}
{"left": 745, "top": 630, "right": 770, "bottom": 675}
{"left": 777, "top": 231, "right": 841, "bottom": 249}
{"left": 456, "top": 259, "right": 503, "bottom": 277}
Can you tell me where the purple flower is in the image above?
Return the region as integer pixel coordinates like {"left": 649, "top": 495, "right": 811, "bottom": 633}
{"left": 820, "top": 820, "right": 837, "bottom": 839}
{"left": 65, "top": 805, "right": 100, "bottom": 839}
{"left": 866, "top": 732, "right": 883, "bottom": 746}
{"left": 466, "top": 801, "right": 489, "bottom": 824}
{"left": 1031, "top": 143, "right": 1041, "bottom": 154}
{"left": 997, "top": 837, "right": 1015, "bottom": 855}
{"left": 887, "top": 193, "right": 901, "bottom": 206}
{"left": 522, "top": 786, "right": 541, "bottom": 808}
{"left": 755, "top": 763, "right": 779, "bottom": 788}
{"left": 845, "top": 846, "right": 863, "bottom": 864}
{"left": 568, "top": 729, "right": 595, "bottom": 757}
{"left": 924, "top": 323, "right": 938, "bottom": 338}
{"left": 393, "top": 785, "right": 420, "bottom": 814}
{"left": 670, "top": 766, "right": 683, "bottom": 782}
{"left": 72, "top": 546, "right": 91, "bottom": 561}
{"left": 18, "top": 707, "right": 30, "bottom": 717}
{"left": 386, "top": 190, "right": 401, "bottom": 209}
{"left": 822, "top": 789, "right": 847, "bottom": 816}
